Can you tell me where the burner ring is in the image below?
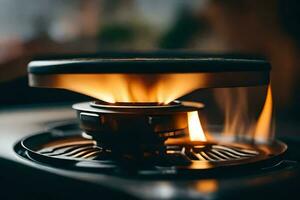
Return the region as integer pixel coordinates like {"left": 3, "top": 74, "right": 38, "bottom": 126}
{"left": 74, "top": 100, "right": 204, "bottom": 114}
{"left": 90, "top": 101, "right": 182, "bottom": 109}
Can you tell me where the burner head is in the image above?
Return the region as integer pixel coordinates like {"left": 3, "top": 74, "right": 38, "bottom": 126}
{"left": 73, "top": 101, "right": 203, "bottom": 157}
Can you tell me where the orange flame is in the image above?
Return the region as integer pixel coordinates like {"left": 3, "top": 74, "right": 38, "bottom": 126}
{"left": 188, "top": 111, "right": 207, "bottom": 141}
{"left": 44, "top": 72, "right": 273, "bottom": 144}
{"left": 54, "top": 73, "right": 205, "bottom": 104}
{"left": 220, "top": 88, "right": 250, "bottom": 137}
{"left": 215, "top": 86, "right": 274, "bottom": 143}
{"left": 254, "top": 85, "right": 274, "bottom": 142}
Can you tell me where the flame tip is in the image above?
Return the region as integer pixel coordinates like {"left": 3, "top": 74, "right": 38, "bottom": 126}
{"left": 188, "top": 111, "right": 207, "bottom": 142}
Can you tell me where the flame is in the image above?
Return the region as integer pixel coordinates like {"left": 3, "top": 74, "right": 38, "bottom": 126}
{"left": 187, "top": 111, "right": 207, "bottom": 141}
{"left": 254, "top": 85, "right": 274, "bottom": 142}
{"left": 53, "top": 73, "right": 205, "bottom": 104}
{"left": 218, "top": 88, "right": 250, "bottom": 137}
{"left": 215, "top": 85, "right": 274, "bottom": 143}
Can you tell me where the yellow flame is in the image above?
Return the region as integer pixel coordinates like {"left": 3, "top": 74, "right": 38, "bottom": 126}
{"left": 43, "top": 73, "right": 206, "bottom": 104}
{"left": 254, "top": 85, "right": 274, "bottom": 142}
{"left": 187, "top": 111, "right": 207, "bottom": 141}
{"left": 215, "top": 86, "right": 273, "bottom": 143}
{"left": 216, "top": 88, "right": 251, "bottom": 138}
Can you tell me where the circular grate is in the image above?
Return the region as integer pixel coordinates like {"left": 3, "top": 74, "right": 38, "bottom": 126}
{"left": 166, "top": 145, "right": 259, "bottom": 162}
{"left": 38, "top": 139, "right": 260, "bottom": 162}
{"left": 22, "top": 132, "right": 263, "bottom": 166}
{"left": 14, "top": 122, "right": 287, "bottom": 175}
{"left": 38, "top": 139, "right": 100, "bottom": 160}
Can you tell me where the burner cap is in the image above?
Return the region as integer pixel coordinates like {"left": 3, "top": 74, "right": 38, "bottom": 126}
{"left": 28, "top": 55, "right": 271, "bottom": 102}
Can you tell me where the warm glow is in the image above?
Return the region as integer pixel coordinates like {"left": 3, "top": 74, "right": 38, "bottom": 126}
{"left": 195, "top": 180, "right": 218, "bottom": 193}
{"left": 216, "top": 88, "right": 251, "bottom": 138}
{"left": 215, "top": 86, "right": 274, "bottom": 143}
{"left": 31, "top": 68, "right": 268, "bottom": 104}
{"left": 187, "top": 111, "right": 207, "bottom": 141}
{"left": 254, "top": 85, "right": 274, "bottom": 142}
{"left": 53, "top": 73, "right": 205, "bottom": 104}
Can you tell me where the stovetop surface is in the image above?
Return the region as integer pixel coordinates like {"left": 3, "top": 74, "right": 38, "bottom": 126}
{"left": 0, "top": 103, "right": 300, "bottom": 200}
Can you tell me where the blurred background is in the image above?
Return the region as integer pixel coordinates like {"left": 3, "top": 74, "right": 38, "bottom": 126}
{"left": 0, "top": 0, "right": 299, "bottom": 131}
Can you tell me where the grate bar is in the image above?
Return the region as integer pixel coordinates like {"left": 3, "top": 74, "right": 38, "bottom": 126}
{"left": 38, "top": 138, "right": 260, "bottom": 162}
{"left": 39, "top": 140, "right": 95, "bottom": 154}
{"left": 194, "top": 152, "right": 207, "bottom": 161}
{"left": 81, "top": 151, "right": 102, "bottom": 159}
{"left": 211, "top": 149, "right": 231, "bottom": 160}
{"left": 42, "top": 145, "right": 88, "bottom": 156}
{"left": 200, "top": 152, "right": 216, "bottom": 161}
{"left": 216, "top": 149, "right": 244, "bottom": 159}
{"left": 206, "top": 151, "right": 226, "bottom": 161}
{"left": 213, "top": 145, "right": 256, "bottom": 157}
{"left": 57, "top": 146, "right": 96, "bottom": 157}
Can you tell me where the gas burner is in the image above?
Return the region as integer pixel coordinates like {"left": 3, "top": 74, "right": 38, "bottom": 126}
{"left": 72, "top": 101, "right": 204, "bottom": 157}
{"left": 23, "top": 56, "right": 288, "bottom": 178}
{"left": 15, "top": 122, "right": 287, "bottom": 176}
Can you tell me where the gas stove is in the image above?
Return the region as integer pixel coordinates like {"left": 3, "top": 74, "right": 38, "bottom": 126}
{"left": 1, "top": 55, "right": 300, "bottom": 200}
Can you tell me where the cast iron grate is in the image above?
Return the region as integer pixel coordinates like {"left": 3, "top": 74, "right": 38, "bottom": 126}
{"left": 37, "top": 137, "right": 259, "bottom": 162}
{"left": 14, "top": 121, "right": 287, "bottom": 176}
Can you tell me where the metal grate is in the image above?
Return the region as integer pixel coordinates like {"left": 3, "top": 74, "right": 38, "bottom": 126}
{"left": 15, "top": 122, "right": 287, "bottom": 173}
{"left": 38, "top": 139, "right": 259, "bottom": 162}
{"left": 187, "top": 145, "right": 258, "bottom": 162}
{"left": 38, "top": 140, "right": 101, "bottom": 160}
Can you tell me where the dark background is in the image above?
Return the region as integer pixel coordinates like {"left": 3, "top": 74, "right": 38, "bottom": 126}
{"left": 0, "top": 0, "right": 299, "bottom": 132}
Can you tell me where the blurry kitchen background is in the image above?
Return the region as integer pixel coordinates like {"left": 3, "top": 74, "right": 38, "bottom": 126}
{"left": 0, "top": 0, "right": 299, "bottom": 131}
